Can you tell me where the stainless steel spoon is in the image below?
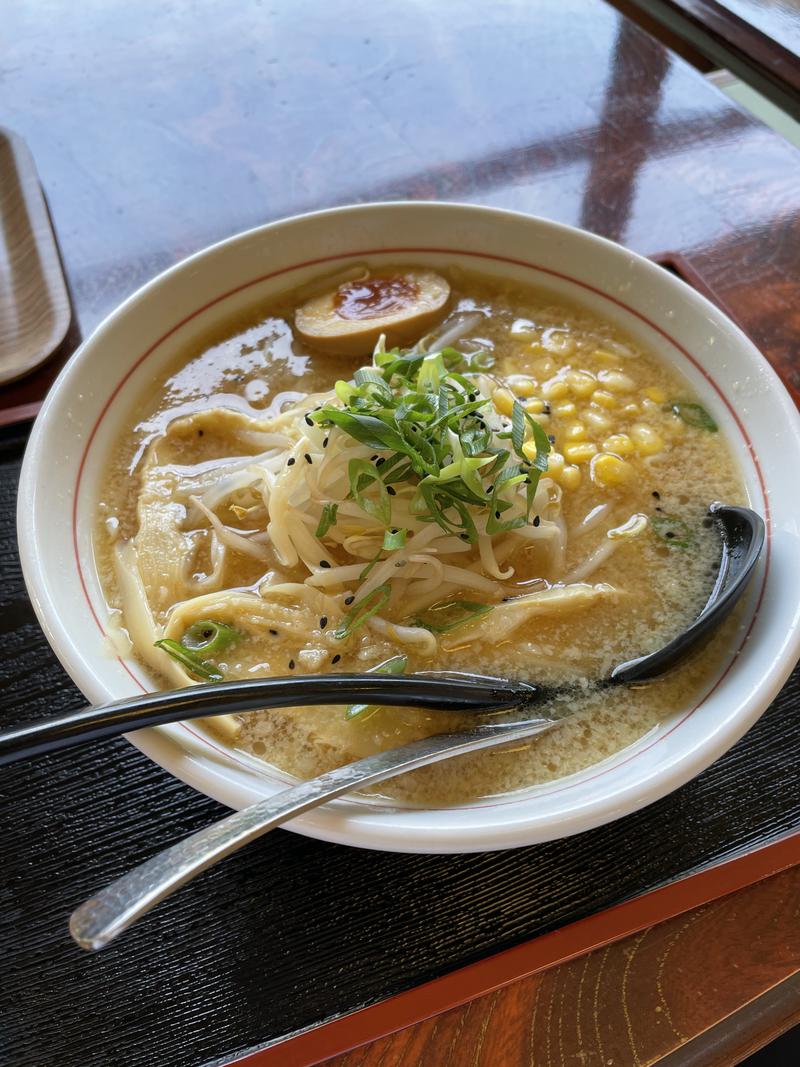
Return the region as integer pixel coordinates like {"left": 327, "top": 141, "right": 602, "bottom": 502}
{"left": 67, "top": 503, "right": 763, "bottom": 951}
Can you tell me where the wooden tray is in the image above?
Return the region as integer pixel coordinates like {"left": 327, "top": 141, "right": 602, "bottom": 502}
{"left": 0, "top": 128, "right": 73, "bottom": 411}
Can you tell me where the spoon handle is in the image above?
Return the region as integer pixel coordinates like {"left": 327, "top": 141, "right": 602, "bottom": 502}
{"left": 70, "top": 715, "right": 556, "bottom": 951}
{"left": 0, "top": 672, "right": 536, "bottom": 766}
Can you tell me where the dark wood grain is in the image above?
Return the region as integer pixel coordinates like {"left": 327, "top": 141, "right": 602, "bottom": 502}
{"left": 323, "top": 865, "right": 800, "bottom": 1067}
{"left": 1, "top": 3, "right": 800, "bottom": 1066}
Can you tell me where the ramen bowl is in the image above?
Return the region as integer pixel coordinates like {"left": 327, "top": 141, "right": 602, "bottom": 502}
{"left": 17, "top": 202, "right": 800, "bottom": 852}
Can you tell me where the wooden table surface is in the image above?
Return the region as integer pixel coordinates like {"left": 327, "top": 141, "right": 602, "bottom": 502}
{"left": 4, "top": 1, "right": 800, "bottom": 1064}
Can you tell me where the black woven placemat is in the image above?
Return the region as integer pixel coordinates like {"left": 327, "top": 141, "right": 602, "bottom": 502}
{"left": 2, "top": 420, "right": 799, "bottom": 1067}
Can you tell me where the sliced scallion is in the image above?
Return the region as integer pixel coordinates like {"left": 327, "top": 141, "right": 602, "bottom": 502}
{"left": 650, "top": 514, "right": 693, "bottom": 548}
{"left": 345, "top": 654, "right": 408, "bottom": 720}
{"left": 334, "top": 583, "right": 392, "bottom": 639}
{"left": 665, "top": 401, "right": 718, "bottom": 432}
{"left": 315, "top": 502, "right": 339, "bottom": 538}
{"left": 154, "top": 639, "right": 224, "bottom": 682}
{"left": 414, "top": 599, "right": 493, "bottom": 634}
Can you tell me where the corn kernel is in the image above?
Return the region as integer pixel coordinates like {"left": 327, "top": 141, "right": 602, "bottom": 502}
{"left": 591, "top": 453, "right": 634, "bottom": 487}
{"left": 545, "top": 450, "right": 565, "bottom": 474}
{"left": 598, "top": 369, "right": 635, "bottom": 393}
{"left": 524, "top": 397, "right": 546, "bottom": 414}
{"left": 563, "top": 441, "right": 598, "bottom": 464}
{"left": 542, "top": 329, "right": 575, "bottom": 357}
{"left": 507, "top": 375, "right": 537, "bottom": 398}
{"left": 585, "top": 409, "right": 612, "bottom": 433}
{"left": 631, "top": 423, "right": 664, "bottom": 456}
{"left": 533, "top": 357, "right": 556, "bottom": 377}
{"left": 541, "top": 378, "right": 570, "bottom": 401}
{"left": 566, "top": 370, "right": 596, "bottom": 397}
{"left": 563, "top": 422, "right": 587, "bottom": 442}
{"left": 493, "top": 388, "right": 515, "bottom": 417}
{"left": 663, "top": 415, "right": 685, "bottom": 438}
{"left": 559, "top": 464, "right": 582, "bottom": 490}
{"left": 602, "top": 433, "right": 634, "bottom": 455}
{"left": 593, "top": 348, "right": 622, "bottom": 365}
{"left": 644, "top": 386, "right": 667, "bottom": 403}
{"left": 622, "top": 402, "right": 640, "bottom": 416}
{"left": 592, "top": 389, "right": 618, "bottom": 409}
{"left": 553, "top": 401, "right": 577, "bottom": 417}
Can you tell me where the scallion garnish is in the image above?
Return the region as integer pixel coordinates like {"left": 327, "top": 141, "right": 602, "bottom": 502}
{"left": 414, "top": 599, "right": 493, "bottom": 634}
{"left": 345, "top": 654, "right": 408, "bottom": 720}
{"left": 382, "top": 527, "right": 407, "bottom": 550}
{"left": 315, "top": 502, "right": 339, "bottom": 538}
{"left": 349, "top": 459, "right": 391, "bottom": 525}
{"left": 181, "top": 619, "right": 240, "bottom": 655}
{"left": 665, "top": 401, "right": 718, "bottom": 432}
{"left": 334, "top": 583, "right": 392, "bottom": 639}
{"left": 154, "top": 639, "right": 224, "bottom": 682}
{"left": 651, "top": 514, "right": 693, "bottom": 548}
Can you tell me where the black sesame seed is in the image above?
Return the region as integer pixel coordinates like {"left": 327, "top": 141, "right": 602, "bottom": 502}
{"left": 304, "top": 453, "right": 312, "bottom": 464}
{"left": 197, "top": 429, "right": 204, "bottom": 437}
{"left": 665, "top": 531, "right": 675, "bottom": 539}
{"left": 652, "top": 490, "right": 661, "bottom": 499}
{"left": 370, "top": 455, "right": 378, "bottom": 462}
{"left": 460, "top": 533, "right": 470, "bottom": 541}
{"left": 344, "top": 596, "right": 355, "bottom": 606}
{"left": 319, "top": 560, "right": 331, "bottom": 568}
{"left": 655, "top": 506, "right": 663, "bottom": 512}
{"left": 269, "top": 629, "right": 278, "bottom": 636}
{"left": 533, "top": 515, "right": 541, "bottom": 527}
{"left": 323, "top": 437, "right": 329, "bottom": 448}
{"left": 548, "top": 434, "right": 556, "bottom": 444}
{"left": 543, "top": 403, "right": 551, "bottom": 414}
{"left": 319, "top": 615, "right": 328, "bottom": 629}
{"left": 485, "top": 485, "right": 493, "bottom": 494}
{"left": 495, "top": 511, "right": 501, "bottom": 519}
{"left": 288, "top": 659, "right": 295, "bottom": 670}
{"left": 376, "top": 457, "right": 386, "bottom": 467}
{"left": 332, "top": 654, "right": 341, "bottom": 664}
{"left": 304, "top": 415, "right": 313, "bottom": 426}
{"left": 386, "top": 485, "right": 397, "bottom": 496}
{"left": 287, "top": 457, "right": 296, "bottom": 466}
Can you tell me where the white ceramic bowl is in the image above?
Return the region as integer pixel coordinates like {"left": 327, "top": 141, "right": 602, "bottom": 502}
{"left": 18, "top": 202, "right": 800, "bottom": 853}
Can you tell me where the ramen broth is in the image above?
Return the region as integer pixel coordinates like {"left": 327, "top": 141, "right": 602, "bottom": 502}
{"left": 96, "top": 268, "right": 746, "bottom": 805}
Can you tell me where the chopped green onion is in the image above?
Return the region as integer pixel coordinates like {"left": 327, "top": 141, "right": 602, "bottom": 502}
{"left": 414, "top": 599, "right": 494, "bottom": 634}
{"left": 313, "top": 408, "right": 408, "bottom": 453}
{"left": 382, "top": 527, "right": 407, "bottom": 550}
{"left": 154, "top": 639, "right": 224, "bottom": 682}
{"left": 666, "top": 401, "right": 718, "bottom": 432}
{"left": 181, "top": 619, "right": 239, "bottom": 655}
{"left": 348, "top": 458, "right": 391, "bottom": 525}
{"left": 650, "top": 514, "right": 693, "bottom": 548}
{"left": 417, "top": 352, "right": 446, "bottom": 392}
{"left": 345, "top": 654, "right": 408, "bottom": 720}
{"left": 334, "top": 583, "right": 392, "bottom": 639}
{"left": 315, "top": 502, "right": 339, "bottom": 538}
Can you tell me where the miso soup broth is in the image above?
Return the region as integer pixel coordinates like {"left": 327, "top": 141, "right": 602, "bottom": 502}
{"left": 96, "top": 266, "right": 746, "bottom": 806}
